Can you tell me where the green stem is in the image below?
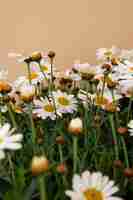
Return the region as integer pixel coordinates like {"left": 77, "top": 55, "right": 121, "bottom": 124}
{"left": 38, "top": 175, "right": 47, "bottom": 200}
{"left": 120, "top": 137, "right": 129, "bottom": 168}
{"left": 73, "top": 136, "right": 78, "bottom": 173}
{"left": 127, "top": 97, "right": 132, "bottom": 122}
{"left": 7, "top": 103, "right": 17, "bottom": 128}
{"left": 58, "top": 144, "right": 63, "bottom": 163}
{"left": 108, "top": 114, "right": 119, "bottom": 160}
{"left": 7, "top": 153, "right": 16, "bottom": 186}
{"left": 28, "top": 103, "right": 36, "bottom": 145}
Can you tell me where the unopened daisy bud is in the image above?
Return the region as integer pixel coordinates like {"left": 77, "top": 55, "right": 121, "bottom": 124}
{"left": 31, "top": 51, "right": 42, "bottom": 61}
{"left": 113, "top": 160, "right": 123, "bottom": 168}
{"left": 56, "top": 163, "right": 67, "bottom": 174}
{"left": 102, "top": 63, "right": 112, "bottom": 71}
{"left": 111, "top": 57, "right": 119, "bottom": 65}
{"left": 56, "top": 136, "right": 65, "bottom": 145}
{"left": 20, "top": 84, "right": 35, "bottom": 102}
{"left": 68, "top": 118, "right": 83, "bottom": 135}
{"left": 117, "top": 127, "right": 128, "bottom": 135}
{"left": 31, "top": 155, "right": 49, "bottom": 176}
{"left": 124, "top": 168, "right": 133, "bottom": 178}
{"left": 0, "top": 81, "right": 12, "bottom": 93}
{"left": 48, "top": 51, "right": 56, "bottom": 59}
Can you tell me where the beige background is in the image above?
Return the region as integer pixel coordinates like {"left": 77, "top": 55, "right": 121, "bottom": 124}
{"left": 0, "top": 0, "right": 132, "bottom": 80}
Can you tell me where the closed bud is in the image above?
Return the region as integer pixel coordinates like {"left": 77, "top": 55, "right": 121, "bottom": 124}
{"left": 56, "top": 163, "right": 67, "bottom": 174}
{"left": 48, "top": 51, "right": 56, "bottom": 59}
{"left": 31, "top": 51, "right": 42, "bottom": 61}
{"left": 56, "top": 136, "right": 65, "bottom": 145}
{"left": 31, "top": 155, "right": 49, "bottom": 176}
{"left": 68, "top": 118, "right": 83, "bottom": 135}
{"left": 124, "top": 168, "right": 133, "bottom": 178}
{"left": 20, "top": 84, "right": 35, "bottom": 102}
{"left": 113, "top": 160, "right": 123, "bottom": 168}
{"left": 117, "top": 127, "right": 128, "bottom": 135}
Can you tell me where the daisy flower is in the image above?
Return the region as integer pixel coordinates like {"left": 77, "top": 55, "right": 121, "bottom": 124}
{"left": 0, "top": 123, "right": 23, "bottom": 159}
{"left": 33, "top": 97, "right": 59, "bottom": 120}
{"left": 20, "top": 83, "right": 35, "bottom": 102}
{"left": 96, "top": 46, "right": 119, "bottom": 61}
{"left": 66, "top": 170, "right": 122, "bottom": 200}
{"left": 52, "top": 90, "right": 78, "bottom": 114}
{"left": 127, "top": 120, "right": 133, "bottom": 136}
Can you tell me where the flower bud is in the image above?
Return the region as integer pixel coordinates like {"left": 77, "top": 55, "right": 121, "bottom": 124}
{"left": 68, "top": 118, "right": 83, "bottom": 135}
{"left": 31, "top": 51, "right": 42, "bottom": 61}
{"left": 56, "top": 163, "right": 67, "bottom": 174}
{"left": 48, "top": 51, "right": 56, "bottom": 59}
{"left": 113, "top": 160, "right": 123, "bottom": 168}
{"left": 31, "top": 156, "right": 49, "bottom": 176}
{"left": 117, "top": 127, "right": 128, "bottom": 135}
{"left": 20, "top": 84, "right": 35, "bottom": 102}
{"left": 0, "top": 81, "right": 12, "bottom": 93}
{"left": 124, "top": 168, "right": 133, "bottom": 178}
{"left": 56, "top": 136, "right": 65, "bottom": 145}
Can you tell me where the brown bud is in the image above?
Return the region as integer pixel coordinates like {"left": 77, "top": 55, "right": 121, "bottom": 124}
{"left": 48, "top": 51, "right": 56, "bottom": 59}
{"left": 31, "top": 156, "right": 49, "bottom": 176}
{"left": 31, "top": 51, "right": 42, "bottom": 61}
{"left": 56, "top": 163, "right": 67, "bottom": 174}
{"left": 0, "top": 81, "right": 12, "bottom": 93}
{"left": 124, "top": 168, "right": 133, "bottom": 178}
{"left": 111, "top": 57, "right": 119, "bottom": 65}
{"left": 56, "top": 136, "right": 65, "bottom": 145}
{"left": 102, "top": 63, "right": 112, "bottom": 71}
{"left": 113, "top": 160, "right": 123, "bottom": 168}
{"left": 117, "top": 127, "right": 128, "bottom": 135}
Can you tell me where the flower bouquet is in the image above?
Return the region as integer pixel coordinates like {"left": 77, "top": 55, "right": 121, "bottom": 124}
{"left": 0, "top": 47, "right": 133, "bottom": 199}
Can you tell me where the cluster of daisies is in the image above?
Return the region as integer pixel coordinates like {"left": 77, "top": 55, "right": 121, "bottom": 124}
{"left": 1, "top": 47, "right": 133, "bottom": 199}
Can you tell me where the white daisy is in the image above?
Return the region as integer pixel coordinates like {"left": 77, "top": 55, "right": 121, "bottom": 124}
{"left": 33, "top": 97, "right": 59, "bottom": 120}
{"left": 66, "top": 170, "right": 122, "bottom": 200}
{"left": 96, "top": 46, "right": 119, "bottom": 61}
{"left": 0, "top": 123, "right": 23, "bottom": 159}
{"left": 127, "top": 120, "right": 133, "bottom": 136}
{"left": 20, "top": 83, "right": 35, "bottom": 101}
{"left": 52, "top": 90, "right": 78, "bottom": 114}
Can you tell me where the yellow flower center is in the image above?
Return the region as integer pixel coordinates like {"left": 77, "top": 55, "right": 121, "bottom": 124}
{"left": 95, "top": 95, "right": 108, "bottom": 106}
{"left": 104, "top": 51, "right": 112, "bottom": 58}
{"left": 42, "top": 65, "right": 49, "bottom": 72}
{"left": 58, "top": 97, "right": 70, "bottom": 106}
{"left": 0, "top": 137, "right": 4, "bottom": 144}
{"left": 28, "top": 72, "right": 38, "bottom": 80}
{"left": 44, "top": 104, "right": 55, "bottom": 112}
{"left": 128, "top": 67, "right": 133, "bottom": 73}
{"left": 84, "top": 188, "right": 103, "bottom": 200}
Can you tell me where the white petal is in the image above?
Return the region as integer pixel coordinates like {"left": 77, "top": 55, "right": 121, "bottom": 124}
{"left": 5, "top": 143, "right": 22, "bottom": 150}
{"left": 0, "top": 123, "right": 10, "bottom": 136}
{"left": 0, "top": 150, "right": 5, "bottom": 159}
{"left": 72, "top": 175, "right": 83, "bottom": 192}
{"left": 7, "top": 134, "right": 23, "bottom": 142}
{"left": 65, "top": 191, "right": 83, "bottom": 200}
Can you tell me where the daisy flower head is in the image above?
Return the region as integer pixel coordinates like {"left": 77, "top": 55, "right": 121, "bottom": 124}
{"left": 20, "top": 83, "right": 36, "bottom": 102}
{"left": 0, "top": 123, "right": 23, "bottom": 160}
{"left": 66, "top": 170, "right": 122, "bottom": 200}
{"left": 96, "top": 46, "right": 120, "bottom": 62}
{"left": 53, "top": 90, "right": 78, "bottom": 114}
{"left": 127, "top": 120, "right": 133, "bottom": 136}
{"left": 33, "top": 97, "right": 59, "bottom": 120}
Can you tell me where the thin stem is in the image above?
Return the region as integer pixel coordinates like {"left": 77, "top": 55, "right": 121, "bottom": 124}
{"left": 58, "top": 144, "right": 63, "bottom": 163}
{"left": 38, "top": 175, "right": 47, "bottom": 200}
{"left": 127, "top": 97, "right": 132, "bottom": 123}
{"left": 7, "top": 153, "right": 16, "bottom": 186}
{"left": 73, "top": 136, "right": 78, "bottom": 173}
{"left": 28, "top": 103, "right": 36, "bottom": 145}
{"left": 108, "top": 114, "right": 119, "bottom": 160}
{"left": 7, "top": 103, "right": 17, "bottom": 129}
{"left": 120, "top": 137, "right": 129, "bottom": 168}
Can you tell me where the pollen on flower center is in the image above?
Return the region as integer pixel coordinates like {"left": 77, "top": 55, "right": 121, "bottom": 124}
{"left": 28, "top": 72, "right": 38, "bottom": 80}
{"left": 104, "top": 51, "right": 112, "bottom": 57}
{"left": 44, "top": 104, "right": 55, "bottom": 112}
{"left": 42, "top": 65, "right": 48, "bottom": 72}
{"left": 58, "top": 97, "right": 70, "bottom": 106}
{"left": 84, "top": 188, "right": 103, "bottom": 200}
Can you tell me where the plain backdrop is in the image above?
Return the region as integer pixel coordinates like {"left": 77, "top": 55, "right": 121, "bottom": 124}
{"left": 0, "top": 0, "right": 133, "bottom": 80}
